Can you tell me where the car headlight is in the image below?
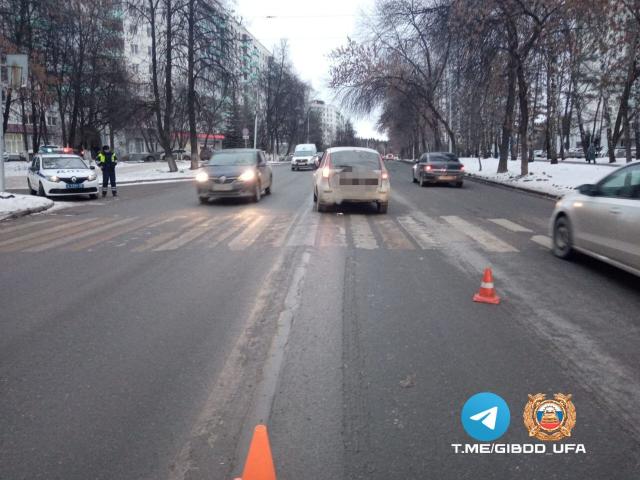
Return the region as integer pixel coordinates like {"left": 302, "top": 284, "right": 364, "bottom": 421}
{"left": 238, "top": 169, "right": 256, "bottom": 182}
{"left": 195, "top": 171, "right": 209, "bottom": 182}
{"left": 48, "top": 175, "right": 60, "bottom": 182}
{"left": 88, "top": 173, "right": 97, "bottom": 181}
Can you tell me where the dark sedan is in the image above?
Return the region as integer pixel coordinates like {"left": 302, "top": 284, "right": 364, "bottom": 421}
{"left": 195, "top": 149, "right": 273, "bottom": 203}
{"left": 412, "top": 152, "right": 465, "bottom": 187}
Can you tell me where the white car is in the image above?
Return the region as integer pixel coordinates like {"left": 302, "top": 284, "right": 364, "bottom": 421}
{"left": 291, "top": 143, "right": 317, "bottom": 171}
{"left": 550, "top": 161, "right": 640, "bottom": 276}
{"left": 27, "top": 153, "right": 100, "bottom": 199}
{"left": 313, "top": 147, "right": 390, "bottom": 213}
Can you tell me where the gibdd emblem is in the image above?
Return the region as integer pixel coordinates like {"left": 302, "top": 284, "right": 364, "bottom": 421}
{"left": 523, "top": 393, "right": 576, "bottom": 441}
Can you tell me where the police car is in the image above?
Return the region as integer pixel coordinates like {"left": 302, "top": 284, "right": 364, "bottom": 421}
{"left": 27, "top": 153, "right": 99, "bottom": 199}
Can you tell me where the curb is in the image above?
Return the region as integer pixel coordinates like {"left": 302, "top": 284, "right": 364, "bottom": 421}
{"left": 0, "top": 200, "right": 54, "bottom": 222}
{"left": 464, "top": 174, "right": 562, "bottom": 200}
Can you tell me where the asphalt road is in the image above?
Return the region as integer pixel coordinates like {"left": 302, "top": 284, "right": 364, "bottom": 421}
{"left": 1, "top": 162, "right": 639, "bottom": 479}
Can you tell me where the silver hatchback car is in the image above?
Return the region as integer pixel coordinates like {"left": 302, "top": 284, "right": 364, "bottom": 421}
{"left": 550, "top": 162, "right": 640, "bottom": 276}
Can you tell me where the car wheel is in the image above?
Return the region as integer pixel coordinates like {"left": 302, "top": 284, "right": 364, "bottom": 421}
{"left": 412, "top": 174, "right": 418, "bottom": 184}
{"left": 89, "top": 194, "right": 98, "bottom": 200}
{"left": 377, "top": 202, "right": 388, "bottom": 214}
{"left": 265, "top": 176, "right": 272, "bottom": 195}
{"left": 455, "top": 181, "right": 464, "bottom": 188}
{"left": 253, "top": 182, "right": 262, "bottom": 202}
{"left": 419, "top": 176, "right": 426, "bottom": 187}
{"left": 38, "top": 182, "right": 46, "bottom": 197}
{"left": 552, "top": 215, "right": 574, "bottom": 259}
{"left": 27, "top": 179, "right": 36, "bottom": 195}
{"left": 199, "top": 196, "right": 209, "bottom": 204}
{"left": 313, "top": 189, "right": 317, "bottom": 203}
{"left": 146, "top": 155, "right": 154, "bottom": 162}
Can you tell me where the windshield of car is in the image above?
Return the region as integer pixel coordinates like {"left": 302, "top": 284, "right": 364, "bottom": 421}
{"left": 41, "top": 156, "right": 87, "bottom": 170}
{"left": 331, "top": 150, "right": 381, "bottom": 169}
{"left": 294, "top": 149, "right": 315, "bottom": 156}
{"left": 208, "top": 151, "right": 256, "bottom": 166}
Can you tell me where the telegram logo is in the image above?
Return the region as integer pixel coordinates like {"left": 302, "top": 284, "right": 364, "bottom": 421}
{"left": 461, "top": 392, "right": 510, "bottom": 441}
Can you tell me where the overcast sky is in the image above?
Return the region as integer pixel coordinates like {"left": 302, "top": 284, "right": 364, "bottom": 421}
{"left": 234, "top": 0, "right": 386, "bottom": 140}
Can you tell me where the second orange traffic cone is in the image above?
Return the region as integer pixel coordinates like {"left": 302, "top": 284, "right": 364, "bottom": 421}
{"left": 239, "top": 424, "right": 277, "bottom": 480}
{"left": 473, "top": 268, "right": 501, "bottom": 305}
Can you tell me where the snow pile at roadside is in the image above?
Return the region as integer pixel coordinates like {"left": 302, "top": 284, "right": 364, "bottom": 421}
{"left": 111, "top": 160, "right": 197, "bottom": 183}
{"left": 0, "top": 192, "right": 53, "bottom": 219}
{"left": 461, "top": 157, "right": 622, "bottom": 197}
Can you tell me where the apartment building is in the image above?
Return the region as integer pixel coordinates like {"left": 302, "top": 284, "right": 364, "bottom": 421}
{"left": 118, "top": 2, "right": 271, "bottom": 156}
{"left": 309, "top": 99, "right": 345, "bottom": 147}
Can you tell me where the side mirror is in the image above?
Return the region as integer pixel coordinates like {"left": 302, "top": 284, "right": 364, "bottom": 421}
{"left": 577, "top": 184, "right": 598, "bottom": 196}
{"left": 90, "top": 165, "right": 96, "bottom": 170}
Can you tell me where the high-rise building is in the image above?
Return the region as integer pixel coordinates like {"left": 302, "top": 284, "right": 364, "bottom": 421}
{"left": 309, "top": 100, "right": 345, "bottom": 146}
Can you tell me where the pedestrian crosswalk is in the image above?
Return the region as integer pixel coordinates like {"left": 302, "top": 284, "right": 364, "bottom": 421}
{"left": 0, "top": 211, "right": 552, "bottom": 255}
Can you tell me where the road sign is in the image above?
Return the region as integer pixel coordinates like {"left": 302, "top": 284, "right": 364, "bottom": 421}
{"left": 242, "top": 127, "right": 250, "bottom": 140}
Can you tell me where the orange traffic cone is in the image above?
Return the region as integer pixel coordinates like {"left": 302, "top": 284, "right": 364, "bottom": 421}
{"left": 473, "top": 268, "right": 501, "bottom": 305}
{"left": 238, "top": 425, "right": 277, "bottom": 480}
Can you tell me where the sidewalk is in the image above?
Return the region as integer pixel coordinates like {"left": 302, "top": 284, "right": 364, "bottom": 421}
{"left": 460, "top": 157, "right": 628, "bottom": 197}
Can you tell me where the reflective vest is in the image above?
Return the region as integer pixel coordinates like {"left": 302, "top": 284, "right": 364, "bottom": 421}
{"left": 97, "top": 151, "right": 118, "bottom": 165}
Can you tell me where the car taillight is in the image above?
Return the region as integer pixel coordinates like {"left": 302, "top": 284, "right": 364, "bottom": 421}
{"left": 63, "top": 147, "right": 73, "bottom": 153}
{"left": 425, "top": 165, "right": 432, "bottom": 172}
{"left": 381, "top": 171, "right": 389, "bottom": 180}
{"left": 322, "top": 166, "right": 331, "bottom": 178}
{"left": 460, "top": 164, "right": 465, "bottom": 171}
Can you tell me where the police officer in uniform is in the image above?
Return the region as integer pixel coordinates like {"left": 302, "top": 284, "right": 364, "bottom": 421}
{"left": 97, "top": 145, "right": 118, "bottom": 197}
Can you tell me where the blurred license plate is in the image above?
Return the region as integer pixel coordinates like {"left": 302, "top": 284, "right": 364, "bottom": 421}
{"left": 213, "top": 184, "right": 233, "bottom": 191}
{"left": 66, "top": 183, "right": 82, "bottom": 189}
{"left": 439, "top": 176, "right": 455, "bottom": 181}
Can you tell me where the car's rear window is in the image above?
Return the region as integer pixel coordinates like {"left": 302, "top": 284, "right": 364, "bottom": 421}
{"left": 428, "top": 153, "right": 459, "bottom": 162}
{"left": 331, "top": 151, "right": 381, "bottom": 169}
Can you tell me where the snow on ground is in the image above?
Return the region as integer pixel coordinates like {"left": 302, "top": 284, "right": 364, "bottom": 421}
{"left": 113, "top": 160, "right": 197, "bottom": 183}
{"left": 460, "top": 157, "right": 627, "bottom": 197}
{"left": 0, "top": 192, "right": 53, "bottom": 220}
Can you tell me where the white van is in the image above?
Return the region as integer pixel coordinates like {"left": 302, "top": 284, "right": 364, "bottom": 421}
{"left": 291, "top": 144, "right": 318, "bottom": 171}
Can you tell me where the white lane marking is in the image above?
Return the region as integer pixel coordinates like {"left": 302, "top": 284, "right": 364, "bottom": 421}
{"left": 132, "top": 217, "right": 204, "bottom": 252}
{"left": 228, "top": 216, "right": 269, "bottom": 251}
{"left": 489, "top": 218, "right": 533, "bottom": 233}
{"left": 0, "top": 217, "right": 98, "bottom": 249}
{"left": 0, "top": 219, "right": 53, "bottom": 235}
{"left": 24, "top": 218, "right": 137, "bottom": 252}
{"left": 317, "top": 215, "right": 347, "bottom": 247}
{"left": 259, "top": 215, "right": 298, "bottom": 247}
{"left": 154, "top": 220, "right": 217, "bottom": 251}
{"left": 396, "top": 215, "right": 438, "bottom": 249}
{"left": 66, "top": 217, "right": 163, "bottom": 251}
{"left": 441, "top": 215, "right": 518, "bottom": 253}
{"left": 531, "top": 235, "right": 552, "bottom": 248}
{"left": 350, "top": 215, "right": 378, "bottom": 250}
{"left": 374, "top": 218, "right": 414, "bottom": 250}
{"left": 286, "top": 201, "right": 319, "bottom": 247}
{"left": 201, "top": 214, "right": 255, "bottom": 249}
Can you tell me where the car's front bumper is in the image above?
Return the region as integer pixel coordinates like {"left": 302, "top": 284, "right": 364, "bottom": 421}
{"left": 43, "top": 180, "right": 99, "bottom": 196}
{"left": 196, "top": 180, "right": 256, "bottom": 199}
